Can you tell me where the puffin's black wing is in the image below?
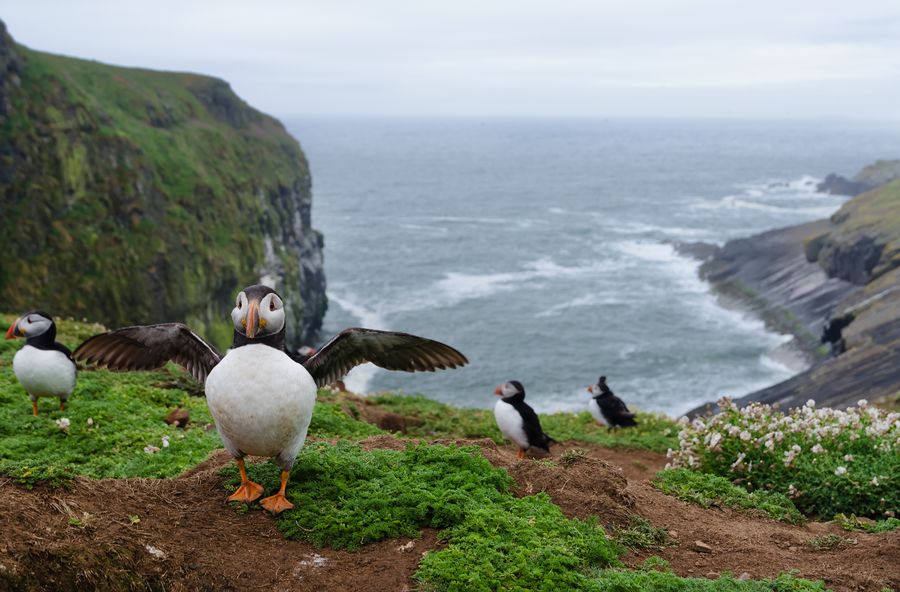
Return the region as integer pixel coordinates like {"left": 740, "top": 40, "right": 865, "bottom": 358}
{"left": 511, "top": 400, "right": 554, "bottom": 452}
{"left": 599, "top": 395, "right": 638, "bottom": 427}
{"left": 303, "top": 328, "right": 468, "bottom": 388}
{"left": 73, "top": 323, "right": 221, "bottom": 384}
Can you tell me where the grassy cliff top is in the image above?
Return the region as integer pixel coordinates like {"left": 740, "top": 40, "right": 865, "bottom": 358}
{"left": 1, "top": 26, "right": 322, "bottom": 350}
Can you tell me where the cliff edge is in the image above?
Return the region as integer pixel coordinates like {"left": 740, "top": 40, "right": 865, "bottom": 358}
{"left": 687, "top": 163, "right": 900, "bottom": 414}
{"left": 0, "top": 20, "right": 326, "bottom": 348}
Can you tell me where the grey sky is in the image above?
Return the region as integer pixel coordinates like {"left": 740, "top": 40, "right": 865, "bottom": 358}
{"left": 4, "top": 0, "right": 900, "bottom": 118}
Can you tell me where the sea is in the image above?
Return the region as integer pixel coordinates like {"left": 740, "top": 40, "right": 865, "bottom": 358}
{"left": 284, "top": 117, "right": 900, "bottom": 417}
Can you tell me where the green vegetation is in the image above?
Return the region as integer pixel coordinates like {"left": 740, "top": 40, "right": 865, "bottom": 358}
{"left": 611, "top": 516, "right": 673, "bottom": 551}
{"left": 0, "top": 27, "right": 323, "bottom": 350}
{"left": 590, "top": 569, "right": 827, "bottom": 591}
{"left": 807, "top": 534, "right": 854, "bottom": 552}
{"left": 370, "top": 393, "right": 679, "bottom": 452}
{"left": 653, "top": 469, "right": 805, "bottom": 525}
{"left": 672, "top": 399, "right": 899, "bottom": 518}
{"left": 834, "top": 513, "right": 900, "bottom": 533}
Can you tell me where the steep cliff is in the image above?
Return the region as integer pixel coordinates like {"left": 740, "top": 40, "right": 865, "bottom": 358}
{"left": 0, "top": 20, "right": 325, "bottom": 348}
{"left": 688, "top": 163, "right": 900, "bottom": 414}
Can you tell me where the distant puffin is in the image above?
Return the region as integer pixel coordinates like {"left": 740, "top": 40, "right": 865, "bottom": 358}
{"left": 587, "top": 376, "right": 637, "bottom": 428}
{"left": 6, "top": 311, "right": 76, "bottom": 416}
{"left": 74, "top": 284, "right": 467, "bottom": 513}
{"left": 493, "top": 381, "right": 554, "bottom": 459}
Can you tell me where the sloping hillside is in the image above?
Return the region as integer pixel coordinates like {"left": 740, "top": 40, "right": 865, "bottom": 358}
{"left": 0, "top": 19, "right": 325, "bottom": 348}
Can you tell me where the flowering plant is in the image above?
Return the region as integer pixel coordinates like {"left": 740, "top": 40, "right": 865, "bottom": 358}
{"left": 668, "top": 398, "right": 899, "bottom": 518}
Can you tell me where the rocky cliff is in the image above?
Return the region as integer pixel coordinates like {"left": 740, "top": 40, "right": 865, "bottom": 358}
{"left": 0, "top": 20, "right": 326, "bottom": 348}
{"left": 687, "top": 162, "right": 900, "bottom": 414}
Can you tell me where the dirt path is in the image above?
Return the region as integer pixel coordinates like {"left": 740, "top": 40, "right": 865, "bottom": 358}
{"left": 1, "top": 439, "right": 897, "bottom": 591}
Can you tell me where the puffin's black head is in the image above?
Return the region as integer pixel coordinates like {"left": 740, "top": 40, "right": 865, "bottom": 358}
{"left": 6, "top": 310, "right": 54, "bottom": 341}
{"left": 231, "top": 284, "right": 285, "bottom": 340}
{"left": 494, "top": 380, "right": 525, "bottom": 400}
{"left": 587, "top": 375, "right": 608, "bottom": 396}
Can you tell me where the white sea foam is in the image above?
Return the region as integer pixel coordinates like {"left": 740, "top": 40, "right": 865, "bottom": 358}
{"left": 535, "top": 294, "right": 622, "bottom": 318}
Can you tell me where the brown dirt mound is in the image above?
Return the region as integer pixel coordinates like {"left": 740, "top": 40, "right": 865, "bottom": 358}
{"left": 1, "top": 436, "right": 898, "bottom": 591}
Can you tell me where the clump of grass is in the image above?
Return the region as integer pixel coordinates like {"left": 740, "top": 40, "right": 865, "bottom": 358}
{"left": 654, "top": 469, "right": 805, "bottom": 525}
{"left": 308, "top": 399, "right": 385, "bottom": 439}
{"left": 808, "top": 534, "right": 854, "bottom": 551}
{"left": 612, "top": 516, "right": 672, "bottom": 551}
{"left": 590, "top": 568, "right": 828, "bottom": 591}
{"left": 370, "top": 393, "right": 679, "bottom": 452}
{"left": 834, "top": 513, "right": 900, "bottom": 533}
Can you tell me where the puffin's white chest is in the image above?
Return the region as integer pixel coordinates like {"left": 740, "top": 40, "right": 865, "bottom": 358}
{"left": 494, "top": 399, "right": 529, "bottom": 449}
{"left": 12, "top": 345, "right": 76, "bottom": 398}
{"left": 205, "top": 344, "right": 316, "bottom": 458}
{"left": 588, "top": 398, "right": 609, "bottom": 426}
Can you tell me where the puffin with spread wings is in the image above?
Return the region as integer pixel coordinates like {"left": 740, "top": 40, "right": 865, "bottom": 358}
{"left": 73, "top": 284, "right": 467, "bottom": 513}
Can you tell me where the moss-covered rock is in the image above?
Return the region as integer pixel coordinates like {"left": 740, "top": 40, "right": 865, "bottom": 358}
{"left": 0, "top": 19, "right": 325, "bottom": 349}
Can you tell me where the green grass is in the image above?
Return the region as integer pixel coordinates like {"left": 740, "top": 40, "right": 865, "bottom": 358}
{"left": 370, "top": 393, "right": 679, "bottom": 452}
{"left": 834, "top": 513, "right": 900, "bottom": 533}
{"left": 612, "top": 516, "right": 673, "bottom": 551}
{"left": 653, "top": 469, "right": 805, "bottom": 525}
{"left": 807, "top": 534, "right": 854, "bottom": 551}
{"left": 589, "top": 569, "right": 827, "bottom": 591}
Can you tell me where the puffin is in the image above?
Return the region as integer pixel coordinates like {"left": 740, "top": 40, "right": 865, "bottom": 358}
{"left": 6, "top": 311, "right": 77, "bottom": 416}
{"left": 587, "top": 376, "right": 637, "bottom": 428}
{"left": 493, "top": 380, "right": 554, "bottom": 459}
{"left": 73, "top": 284, "right": 467, "bottom": 513}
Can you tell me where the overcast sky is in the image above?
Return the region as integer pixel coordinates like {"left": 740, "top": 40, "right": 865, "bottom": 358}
{"left": 4, "top": 1, "right": 900, "bottom": 119}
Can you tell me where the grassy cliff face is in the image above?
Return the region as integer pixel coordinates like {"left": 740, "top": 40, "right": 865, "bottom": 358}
{"left": 0, "top": 20, "right": 325, "bottom": 349}
{"left": 807, "top": 178, "right": 900, "bottom": 285}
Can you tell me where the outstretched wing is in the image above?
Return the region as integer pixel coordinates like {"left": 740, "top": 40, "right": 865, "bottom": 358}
{"left": 303, "top": 328, "right": 468, "bottom": 388}
{"left": 73, "top": 323, "right": 221, "bottom": 384}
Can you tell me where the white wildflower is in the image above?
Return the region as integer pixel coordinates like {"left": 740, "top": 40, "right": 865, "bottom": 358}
{"left": 55, "top": 417, "right": 70, "bottom": 431}
{"left": 811, "top": 444, "right": 825, "bottom": 454}
{"left": 805, "top": 399, "right": 816, "bottom": 408}
{"left": 739, "top": 430, "right": 752, "bottom": 441}
{"left": 834, "top": 466, "right": 847, "bottom": 476}
{"left": 843, "top": 454, "right": 853, "bottom": 462}
{"left": 871, "top": 477, "right": 880, "bottom": 486}
{"left": 857, "top": 399, "right": 868, "bottom": 408}
{"left": 730, "top": 452, "right": 746, "bottom": 471}
{"left": 86, "top": 417, "right": 94, "bottom": 426}
{"left": 144, "top": 445, "right": 160, "bottom": 454}
{"left": 707, "top": 432, "right": 723, "bottom": 450}
{"left": 161, "top": 436, "right": 170, "bottom": 448}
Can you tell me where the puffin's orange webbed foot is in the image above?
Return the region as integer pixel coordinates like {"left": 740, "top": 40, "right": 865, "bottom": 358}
{"left": 32, "top": 401, "right": 39, "bottom": 416}
{"left": 228, "top": 480, "right": 264, "bottom": 503}
{"left": 59, "top": 401, "right": 66, "bottom": 411}
{"left": 260, "top": 493, "right": 294, "bottom": 514}
{"left": 260, "top": 469, "right": 294, "bottom": 514}
{"left": 516, "top": 448, "right": 526, "bottom": 460}
{"left": 227, "top": 458, "right": 264, "bottom": 503}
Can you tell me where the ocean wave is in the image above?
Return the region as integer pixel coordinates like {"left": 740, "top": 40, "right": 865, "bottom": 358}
{"left": 535, "top": 293, "right": 622, "bottom": 318}
{"left": 690, "top": 195, "right": 838, "bottom": 217}
{"left": 598, "top": 218, "right": 713, "bottom": 240}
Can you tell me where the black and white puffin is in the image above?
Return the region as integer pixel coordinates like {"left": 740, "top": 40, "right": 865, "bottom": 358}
{"left": 587, "top": 376, "right": 637, "bottom": 428}
{"left": 74, "top": 284, "right": 467, "bottom": 513}
{"left": 6, "top": 311, "right": 76, "bottom": 416}
{"left": 493, "top": 380, "right": 554, "bottom": 459}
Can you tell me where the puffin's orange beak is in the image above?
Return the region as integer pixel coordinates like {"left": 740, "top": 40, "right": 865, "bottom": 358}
{"left": 494, "top": 385, "right": 503, "bottom": 396}
{"left": 5, "top": 319, "right": 20, "bottom": 340}
{"left": 244, "top": 300, "right": 260, "bottom": 339}
{"left": 586, "top": 386, "right": 592, "bottom": 392}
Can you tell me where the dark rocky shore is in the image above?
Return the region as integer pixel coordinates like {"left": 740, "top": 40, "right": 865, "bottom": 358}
{"left": 682, "top": 160, "right": 900, "bottom": 415}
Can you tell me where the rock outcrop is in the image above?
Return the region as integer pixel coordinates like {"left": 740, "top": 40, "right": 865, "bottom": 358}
{"left": 0, "top": 20, "right": 326, "bottom": 348}
{"left": 816, "top": 159, "right": 900, "bottom": 196}
{"left": 687, "top": 164, "right": 900, "bottom": 414}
